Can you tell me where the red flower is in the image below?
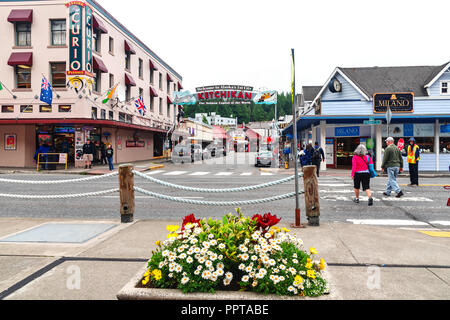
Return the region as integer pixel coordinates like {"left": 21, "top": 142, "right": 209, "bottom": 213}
{"left": 252, "top": 213, "right": 281, "bottom": 230}
{"left": 181, "top": 213, "right": 201, "bottom": 230}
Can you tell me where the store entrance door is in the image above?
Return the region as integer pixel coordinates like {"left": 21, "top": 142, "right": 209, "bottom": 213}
{"left": 336, "top": 137, "right": 361, "bottom": 168}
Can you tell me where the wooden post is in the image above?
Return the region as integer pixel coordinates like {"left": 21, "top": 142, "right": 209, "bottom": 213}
{"left": 303, "top": 165, "right": 320, "bottom": 226}
{"left": 119, "top": 164, "right": 135, "bottom": 223}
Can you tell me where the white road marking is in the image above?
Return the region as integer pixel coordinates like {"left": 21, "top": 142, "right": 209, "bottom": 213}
{"left": 189, "top": 172, "right": 210, "bottom": 176}
{"left": 260, "top": 172, "right": 274, "bottom": 176}
{"left": 164, "top": 171, "right": 188, "bottom": 176}
{"left": 430, "top": 221, "right": 450, "bottom": 226}
{"left": 145, "top": 170, "right": 165, "bottom": 175}
{"left": 240, "top": 172, "right": 252, "bottom": 176}
{"left": 319, "top": 183, "right": 352, "bottom": 187}
{"left": 215, "top": 172, "right": 233, "bottom": 176}
{"left": 347, "top": 219, "right": 429, "bottom": 226}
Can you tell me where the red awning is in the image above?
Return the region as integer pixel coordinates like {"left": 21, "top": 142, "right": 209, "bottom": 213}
{"left": 7, "top": 52, "right": 33, "bottom": 67}
{"left": 93, "top": 56, "right": 108, "bottom": 73}
{"left": 178, "top": 82, "right": 183, "bottom": 90}
{"left": 125, "top": 73, "right": 136, "bottom": 86}
{"left": 245, "top": 128, "right": 261, "bottom": 140}
{"left": 166, "top": 73, "right": 173, "bottom": 82}
{"left": 150, "top": 87, "right": 158, "bottom": 97}
{"left": 8, "top": 9, "right": 33, "bottom": 23}
{"left": 92, "top": 15, "right": 108, "bottom": 34}
{"left": 124, "top": 40, "right": 136, "bottom": 54}
{"left": 149, "top": 59, "right": 158, "bottom": 71}
{"left": 167, "top": 96, "right": 173, "bottom": 104}
{"left": 212, "top": 125, "right": 227, "bottom": 139}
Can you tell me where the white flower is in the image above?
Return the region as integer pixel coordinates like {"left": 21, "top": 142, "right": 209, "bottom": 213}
{"left": 218, "top": 255, "right": 223, "bottom": 260}
{"left": 269, "top": 259, "right": 276, "bottom": 266}
{"left": 198, "top": 256, "right": 206, "bottom": 264}
{"left": 205, "top": 260, "right": 213, "bottom": 268}
{"left": 175, "top": 265, "right": 183, "bottom": 273}
{"left": 186, "top": 256, "right": 194, "bottom": 264}
{"left": 223, "top": 278, "right": 231, "bottom": 286}
{"left": 181, "top": 277, "right": 189, "bottom": 285}
{"left": 162, "top": 250, "right": 170, "bottom": 257}
{"left": 194, "top": 247, "right": 200, "bottom": 253}
{"left": 225, "top": 272, "right": 233, "bottom": 280}
{"left": 168, "top": 273, "right": 173, "bottom": 278}
{"left": 202, "top": 241, "right": 210, "bottom": 249}
{"left": 158, "top": 262, "right": 164, "bottom": 269}
{"left": 251, "top": 255, "right": 258, "bottom": 261}
{"left": 218, "top": 243, "right": 226, "bottom": 250}
{"left": 288, "top": 286, "right": 295, "bottom": 292}
{"left": 293, "top": 259, "right": 299, "bottom": 264}
{"left": 190, "top": 239, "right": 198, "bottom": 245}
{"left": 279, "top": 265, "right": 286, "bottom": 270}
{"left": 264, "top": 232, "right": 272, "bottom": 239}
{"left": 194, "top": 270, "right": 200, "bottom": 275}
{"left": 244, "top": 238, "right": 250, "bottom": 245}
{"left": 200, "top": 248, "right": 208, "bottom": 255}
{"left": 209, "top": 253, "right": 218, "bottom": 261}
{"left": 241, "top": 275, "right": 250, "bottom": 282}
{"left": 202, "top": 270, "right": 211, "bottom": 279}
{"left": 239, "top": 244, "right": 248, "bottom": 252}
{"left": 178, "top": 253, "right": 187, "bottom": 260}
{"left": 239, "top": 263, "right": 246, "bottom": 271}
{"left": 210, "top": 239, "right": 217, "bottom": 246}
{"left": 208, "top": 234, "right": 215, "bottom": 239}
{"left": 216, "top": 268, "right": 224, "bottom": 276}
{"left": 217, "top": 262, "right": 224, "bottom": 269}
{"left": 245, "top": 266, "right": 253, "bottom": 273}
{"left": 240, "top": 253, "right": 249, "bottom": 261}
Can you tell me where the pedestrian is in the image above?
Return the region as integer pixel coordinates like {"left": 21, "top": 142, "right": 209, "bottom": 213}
{"left": 82, "top": 139, "right": 95, "bottom": 169}
{"left": 34, "top": 142, "right": 51, "bottom": 170}
{"left": 106, "top": 144, "right": 114, "bottom": 171}
{"left": 407, "top": 137, "right": 421, "bottom": 187}
{"left": 300, "top": 144, "right": 313, "bottom": 167}
{"left": 351, "top": 144, "right": 374, "bottom": 206}
{"left": 381, "top": 137, "right": 404, "bottom": 198}
{"left": 311, "top": 142, "right": 325, "bottom": 177}
{"left": 100, "top": 141, "right": 108, "bottom": 165}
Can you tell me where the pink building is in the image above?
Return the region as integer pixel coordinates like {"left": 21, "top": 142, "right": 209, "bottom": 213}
{"left": 0, "top": 0, "right": 183, "bottom": 168}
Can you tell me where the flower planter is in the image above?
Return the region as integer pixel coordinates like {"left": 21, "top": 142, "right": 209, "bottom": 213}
{"left": 117, "top": 265, "right": 334, "bottom": 300}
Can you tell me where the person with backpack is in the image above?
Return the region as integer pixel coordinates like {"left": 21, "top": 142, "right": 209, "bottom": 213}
{"left": 312, "top": 142, "right": 325, "bottom": 177}
{"left": 300, "top": 144, "right": 313, "bottom": 167}
{"left": 351, "top": 144, "right": 374, "bottom": 206}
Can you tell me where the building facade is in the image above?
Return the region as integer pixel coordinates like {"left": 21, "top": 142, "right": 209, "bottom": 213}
{"left": 283, "top": 61, "right": 450, "bottom": 172}
{"left": 0, "top": 0, "right": 182, "bottom": 168}
{"left": 194, "top": 112, "right": 237, "bottom": 127}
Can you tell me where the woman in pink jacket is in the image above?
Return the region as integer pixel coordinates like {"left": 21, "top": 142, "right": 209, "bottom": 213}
{"left": 351, "top": 144, "right": 374, "bottom": 206}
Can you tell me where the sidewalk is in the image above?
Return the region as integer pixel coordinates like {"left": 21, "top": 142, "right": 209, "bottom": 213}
{"left": 0, "top": 216, "right": 449, "bottom": 300}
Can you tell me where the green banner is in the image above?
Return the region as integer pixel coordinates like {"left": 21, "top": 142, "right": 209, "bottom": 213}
{"left": 68, "top": 4, "right": 83, "bottom": 74}
{"left": 85, "top": 5, "right": 93, "bottom": 74}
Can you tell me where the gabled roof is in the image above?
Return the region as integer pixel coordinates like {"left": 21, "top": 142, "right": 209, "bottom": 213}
{"left": 339, "top": 65, "right": 440, "bottom": 98}
{"left": 302, "top": 86, "right": 322, "bottom": 102}
{"left": 424, "top": 61, "right": 450, "bottom": 88}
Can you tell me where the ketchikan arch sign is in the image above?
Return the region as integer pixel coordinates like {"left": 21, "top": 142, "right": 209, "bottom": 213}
{"left": 173, "top": 85, "right": 277, "bottom": 105}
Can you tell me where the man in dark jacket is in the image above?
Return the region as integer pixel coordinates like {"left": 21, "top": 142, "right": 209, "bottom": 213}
{"left": 311, "top": 142, "right": 325, "bottom": 177}
{"left": 381, "top": 137, "right": 404, "bottom": 198}
{"left": 82, "top": 139, "right": 95, "bottom": 169}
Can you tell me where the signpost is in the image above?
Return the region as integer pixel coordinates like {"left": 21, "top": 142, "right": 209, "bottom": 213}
{"left": 386, "top": 107, "right": 393, "bottom": 136}
{"left": 364, "top": 120, "right": 382, "bottom": 125}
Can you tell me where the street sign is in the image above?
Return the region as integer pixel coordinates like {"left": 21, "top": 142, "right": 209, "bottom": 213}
{"left": 398, "top": 138, "right": 405, "bottom": 150}
{"left": 363, "top": 120, "right": 382, "bottom": 125}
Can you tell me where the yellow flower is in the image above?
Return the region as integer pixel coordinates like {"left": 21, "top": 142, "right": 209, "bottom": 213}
{"left": 141, "top": 275, "right": 150, "bottom": 285}
{"left": 307, "top": 258, "right": 311, "bottom": 263}
{"left": 282, "top": 227, "right": 290, "bottom": 233}
{"left": 152, "top": 269, "right": 162, "bottom": 281}
{"left": 307, "top": 270, "right": 316, "bottom": 279}
{"left": 166, "top": 225, "right": 179, "bottom": 233}
{"left": 310, "top": 247, "right": 318, "bottom": 255}
{"left": 167, "top": 233, "right": 178, "bottom": 239}
{"left": 294, "top": 275, "right": 304, "bottom": 285}
{"left": 319, "top": 258, "right": 326, "bottom": 270}
{"left": 144, "top": 269, "right": 151, "bottom": 277}
{"left": 305, "top": 263, "right": 313, "bottom": 269}
{"left": 299, "top": 291, "right": 305, "bottom": 296}
{"left": 155, "top": 240, "right": 161, "bottom": 246}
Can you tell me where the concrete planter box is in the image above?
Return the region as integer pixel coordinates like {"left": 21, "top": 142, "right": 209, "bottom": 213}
{"left": 117, "top": 265, "right": 335, "bottom": 300}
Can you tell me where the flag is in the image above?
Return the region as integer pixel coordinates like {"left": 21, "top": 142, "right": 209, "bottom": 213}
{"left": 40, "top": 77, "right": 53, "bottom": 105}
{"left": 134, "top": 96, "right": 147, "bottom": 116}
{"left": 0, "top": 82, "right": 3, "bottom": 91}
{"left": 102, "top": 83, "right": 118, "bottom": 104}
{"left": 291, "top": 49, "right": 295, "bottom": 106}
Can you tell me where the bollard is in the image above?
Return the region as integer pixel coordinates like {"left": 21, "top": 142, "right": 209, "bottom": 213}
{"left": 119, "top": 164, "right": 135, "bottom": 223}
{"left": 302, "top": 165, "right": 320, "bottom": 226}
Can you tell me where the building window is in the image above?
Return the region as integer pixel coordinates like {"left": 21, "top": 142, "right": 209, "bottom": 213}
{"left": 138, "top": 58, "right": 143, "bottom": 78}
{"left": 2, "top": 105, "right": 14, "bottom": 113}
{"left": 159, "top": 97, "right": 163, "bottom": 114}
{"left": 109, "top": 74, "right": 114, "bottom": 89}
{"left": 15, "top": 66, "right": 31, "bottom": 89}
{"left": 139, "top": 87, "right": 143, "bottom": 100}
{"left": 119, "top": 112, "right": 125, "bottom": 122}
{"left": 20, "top": 105, "right": 33, "bottom": 113}
{"left": 93, "top": 70, "right": 101, "bottom": 92}
{"left": 50, "top": 20, "right": 66, "bottom": 46}
{"left": 91, "top": 107, "right": 98, "bottom": 119}
{"left": 440, "top": 137, "right": 450, "bottom": 153}
{"left": 159, "top": 73, "right": 162, "bottom": 90}
{"left": 58, "top": 105, "right": 71, "bottom": 113}
{"left": 108, "top": 37, "right": 114, "bottom": 54}
{"left": 50, "top": 62, "right": 66, "bottom": 88}
{"left": 125, "top": 53, "right": 131, "bottom": 70}
{"left": 93, "top": 31, "right": 101, "bottom": 52}
{"left": 441, "top": 82, "right": 449, "bottom": 94}
{"left": 126, "top": 114, "right": 133, "bottom": 123}
{"left": 150, "top": 96, "right": 154, "bottom": 111}
{"left": 40, "top": 105, "right": 52, "bottom": 113}
{"left": 109, "top": 111, "right": 114, "bottom": 120}
{"left": 16, "top": 22, "right": 31, "bottom": 46}
{"left": 101, "top": 109, "right": 106, "bottom": 119}
{"left": 167, "top": 103, "right": 171, "bottom": 118}
{"left": 167, "top": 80, "right": 170, "bottom": 94}
{"left": 150, "top": 69, "right": 154, "bottom": 84}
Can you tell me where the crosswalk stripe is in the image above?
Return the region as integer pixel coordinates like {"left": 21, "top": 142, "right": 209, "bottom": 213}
{"left": 215, "top": 172, "right": 233, "bottom": 176}
{"left": 164, "top": 171, "right": 188, "bottom": 176}
{"left": 240, "top": 172, "right": 252, "bottom": 176}
{"left": 146, "top": 170, "right": 165, "bottom": 175}
{"left": 189, "top": 172, "right": 210, "bottom": 176}
{"left": 261, "top": 172, "right": 274, "bottom": 176}
{"left": 347, "top": 219, "right": 429, "bottom": 226}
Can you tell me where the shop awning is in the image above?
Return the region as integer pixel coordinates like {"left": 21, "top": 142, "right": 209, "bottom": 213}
{"left": 125, "top": 73, "right": 136, "bottom": 86}
{"left": 7, "top": 52, "right": 33, "bottom": 67}
{"left": 166, "top": 73, "right": 174, "bottom": 82}
{"left": 124, "top": 40, "right": 136, "bottom": 54}
{"left": 245, "top": 128, "right": 261, "bottom": 140}
{"left": 178, "top": 82, "right": 183, "bottom": 90}
{"left": 150, "top": 86, "right": 158, "bottom": 97}
{"left": 167, "top": 96, "right": 173, "bottom": 105}
{"left": 212, "top": 125, "right": 227, "bottom": 139}
{"left": 7, "top": 9, "right": 33, "bottom": 23}
{"left": 93, "top": 56, "right": 108, "bottom": 73}
{"left": 149, "top": 59, "right": 158, "bottom": 71}
{"left": 93, "top": 15, "right": 108, "bottom": 34}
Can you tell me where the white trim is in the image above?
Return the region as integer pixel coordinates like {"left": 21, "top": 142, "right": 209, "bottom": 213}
{"left": 424, "top": 61, "right": 450, "bottom": 89}
{"left": 439, "top": 80, "right": 450, "bottom": 95}
{"left": 309, "top": 68, "right": 371, "bottom": 110}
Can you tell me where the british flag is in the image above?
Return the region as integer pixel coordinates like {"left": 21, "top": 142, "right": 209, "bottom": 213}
{"left": 134, "top": 96, "right": 147, "bottom": 116}
{"left": 40, "top": 77, "right": 53, "bottom": 105}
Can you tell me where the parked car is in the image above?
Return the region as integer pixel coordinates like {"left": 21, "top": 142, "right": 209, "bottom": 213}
{"left": 255, "top": 151, "right": 275, "bottom": 167}
{"left": 172, "top": 144, "right": 203, "bottom": 163}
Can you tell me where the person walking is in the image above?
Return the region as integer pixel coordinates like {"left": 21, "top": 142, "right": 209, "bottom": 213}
{"left": 100, "top": 141, "right": 108, "bottom": 165}
{"left": 82, "top": 139, "right": 95, "bottom": 169}
{"left": 300, "top": 144, "right": 313, "bottom": 167}
{"left": 351, "top": 144, "right": 374, "bottom": 206}
{"left": 311, "top": 142, "right": 325, "bottom": 177}
{"left": 105, "top": 144, "right": 114, "bottom": 171}
{"left": 381, "top": 137, "right": 404, "bottom": 198}
{"left": 407, "top": 137, "right": 421, "bottom": 186}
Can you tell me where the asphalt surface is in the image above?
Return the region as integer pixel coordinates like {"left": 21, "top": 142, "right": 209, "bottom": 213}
{"left": 0, "top": 152, "right": 449, "bottom": 230}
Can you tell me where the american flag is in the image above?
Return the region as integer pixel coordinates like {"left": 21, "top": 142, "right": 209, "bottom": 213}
{"left": 40, "top": 77, "right": 53, "bottom": 105}
{"left": 134, "top": 96, "right": 147, "bottom": 116}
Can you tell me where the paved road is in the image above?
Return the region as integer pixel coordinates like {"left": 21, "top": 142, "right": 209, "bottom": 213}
{"left": 0, "top": 152, "right": 449, "bottom": 229}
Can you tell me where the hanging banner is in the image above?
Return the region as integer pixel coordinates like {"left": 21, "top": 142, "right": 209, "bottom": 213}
{"left": 67, "top": 2, "right": 84, "bottom": 75}
{"left": 84, "top": 4, "right": 93, "bottom": 75}
{"left": 173, "top": 90, "right": 197, "bottom": 105}
{"left": 253, "top": 91, "right": 277, "bottom": 105}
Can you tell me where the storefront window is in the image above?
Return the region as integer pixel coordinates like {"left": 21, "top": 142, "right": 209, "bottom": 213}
{"left": 91, "top": 107, "right": 98, "bottom": 120}
{"left": 40, "top": 105, "right": 52, "bottom": 113}
{"left": 58, "top": 105, "right": 71, "bottom": 113}
{"left": 20, "top": 105, "right": 33, "bottom": 113}
{"left": 440, "top": 137, "right": 450, "bottom": 154}
{"left": 119, "top": 112, "right": 125, "bottom": 122}
{"left": 2, "top": 105, "right": 14, "bottom": 113}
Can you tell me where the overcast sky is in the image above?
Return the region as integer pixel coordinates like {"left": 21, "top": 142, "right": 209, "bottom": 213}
{"left": 97, "top": 0, "right": 450, "bottom": 94}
